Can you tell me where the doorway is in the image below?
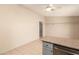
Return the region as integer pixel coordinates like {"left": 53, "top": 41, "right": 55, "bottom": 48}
{"left": 39, "top": 21, "right": 43, "bottom": 38}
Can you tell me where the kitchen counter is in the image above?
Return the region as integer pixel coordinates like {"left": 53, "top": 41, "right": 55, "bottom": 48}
{"left": 41, "top": 36, "right": 79, "bottom": 50}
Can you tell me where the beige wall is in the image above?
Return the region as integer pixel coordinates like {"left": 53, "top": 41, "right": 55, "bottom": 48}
{"left": 0, "top": 5, "right": 45, "bottom": 53}
{"left": 45, "top": 16, "right": 79, "bottom": 39}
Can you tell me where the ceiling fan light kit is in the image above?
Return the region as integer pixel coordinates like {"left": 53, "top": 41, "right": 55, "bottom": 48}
{"left": 46, "top": 7, "right": 53, "bottom": 11}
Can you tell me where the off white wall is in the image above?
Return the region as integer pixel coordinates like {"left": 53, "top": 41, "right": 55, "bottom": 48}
{"left": 0, "top": 5, "right": 45, "bottom": 53}
{"left": 45, "top": 16, "right": 79, "bottom": 39}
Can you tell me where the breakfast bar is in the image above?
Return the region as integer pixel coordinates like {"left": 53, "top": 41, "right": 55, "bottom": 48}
{"left": 41, "top": 36, "right": 79, "bottom": 55}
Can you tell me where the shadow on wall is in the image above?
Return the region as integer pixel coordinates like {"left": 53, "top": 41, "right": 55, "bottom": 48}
{"left": 68, "top": 7, "right": 79, "bottom": 39}
{"left": 69, "top": 17, "right": 79, "bottom": 39}
{"left": 0, "top": 26, "right": 12, "bottom": 53}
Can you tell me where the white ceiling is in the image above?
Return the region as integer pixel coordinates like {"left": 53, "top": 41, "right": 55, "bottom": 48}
{"left": 22, "top": 4, "right": 79, "bottom": 16}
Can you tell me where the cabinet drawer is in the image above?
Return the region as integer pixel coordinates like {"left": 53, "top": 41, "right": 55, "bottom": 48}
{"left": 43, "top": 42, "right": 53, "bottom": 49}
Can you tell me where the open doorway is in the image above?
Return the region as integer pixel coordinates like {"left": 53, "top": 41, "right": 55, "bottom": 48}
{"left": 39, "top": 21, "right": 43, "bottom": 38}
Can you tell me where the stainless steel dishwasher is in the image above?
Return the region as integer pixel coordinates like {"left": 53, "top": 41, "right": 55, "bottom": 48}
{"left": 43, "top": 41, "right": 53, "bottom": 55}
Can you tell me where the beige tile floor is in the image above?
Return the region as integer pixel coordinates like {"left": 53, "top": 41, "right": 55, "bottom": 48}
{"left": 3, "top": 40, "right": 43, "bottom": 55}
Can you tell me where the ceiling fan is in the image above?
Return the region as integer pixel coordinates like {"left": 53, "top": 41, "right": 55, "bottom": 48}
{"left": 45, "top": 4, "right": 61, "bottom": 12}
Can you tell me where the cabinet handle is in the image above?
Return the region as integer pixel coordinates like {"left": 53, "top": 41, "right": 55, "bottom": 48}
{"left": 46, "top": 45, "right": 48, "bottom": 46}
